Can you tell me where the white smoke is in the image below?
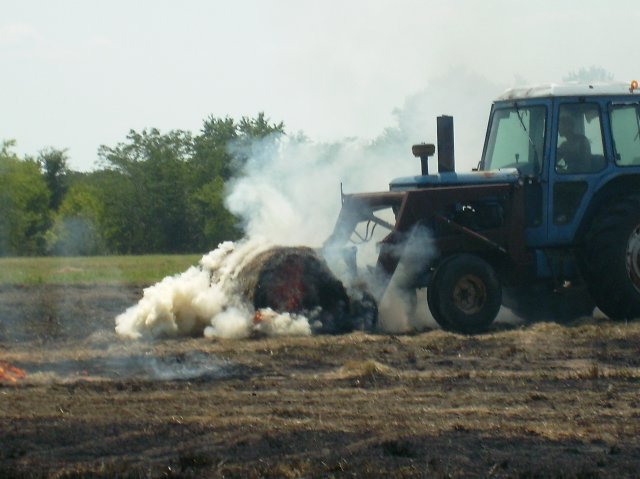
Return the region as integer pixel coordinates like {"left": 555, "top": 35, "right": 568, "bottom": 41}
{"left": 225, "top": 136, "right": 414, "bottom": 246}
{"left": 391, "top": 67, "right": 508, "bottom": 172}
{"left": 376, "top": 225, "right": 438, "bottom": 332}
{"left": 115, "top": 238, "right": 314, "bottom": 339}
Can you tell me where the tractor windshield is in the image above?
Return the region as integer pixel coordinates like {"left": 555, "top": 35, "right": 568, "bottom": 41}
{"left": 483, "top": 105, "right": 546, "bottom": 175}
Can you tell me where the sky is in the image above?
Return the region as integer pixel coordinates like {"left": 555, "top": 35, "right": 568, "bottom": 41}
{"left": 1, "top": 0, "right": 639, "bottom": 171}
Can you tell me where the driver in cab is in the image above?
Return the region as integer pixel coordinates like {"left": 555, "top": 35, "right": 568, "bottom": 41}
{"left": 556, "top": 114, "right": 591, "bottom": 174}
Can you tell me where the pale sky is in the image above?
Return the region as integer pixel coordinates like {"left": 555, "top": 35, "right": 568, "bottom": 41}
{"left": 2, "top": 0, "right": 639, "bottom": 171}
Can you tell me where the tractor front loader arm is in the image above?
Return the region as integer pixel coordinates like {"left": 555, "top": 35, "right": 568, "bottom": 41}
{"left": 324, "top": 182, "right": 530, "bottom": 297}
{"left": 322, "top": 191, "right": 407, "bottom": 289}
{"left": 323, "top": 191, "right": 405, "bottom": 250}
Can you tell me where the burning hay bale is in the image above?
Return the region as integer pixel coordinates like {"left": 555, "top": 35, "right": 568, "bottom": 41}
{"left": 235, "top": 246, "right": 353, "bottom": 334}
{"left": 115, "top": 239, "right": 377, "bottom": 340}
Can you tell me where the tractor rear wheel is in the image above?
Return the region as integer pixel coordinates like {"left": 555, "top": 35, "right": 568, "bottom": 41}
{"left": 427, "top": 257, "right": 452, "bottom": 329}
{"left": 583, "top": 196, "right": 640, "bottom": 319}
{"left": 428, "top": 254, "right": 502, "bottom": 334}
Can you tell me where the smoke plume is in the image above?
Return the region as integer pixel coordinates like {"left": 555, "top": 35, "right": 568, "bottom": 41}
{"left": 115, "top": 238, "right": 314, "bottom": 339}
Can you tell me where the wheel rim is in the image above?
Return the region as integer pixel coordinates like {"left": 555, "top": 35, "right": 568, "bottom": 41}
{"left": 452, "top": 274, "right": 486, "bottom": 314}
{"left": 626, "top": 225, "right": 640, "bottom": 294}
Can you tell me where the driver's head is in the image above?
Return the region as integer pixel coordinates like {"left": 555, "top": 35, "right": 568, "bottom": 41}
{"left": 559, "top": 114, "right": 576, "bottom": 138}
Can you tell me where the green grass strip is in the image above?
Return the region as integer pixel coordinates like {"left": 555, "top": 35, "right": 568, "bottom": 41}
{"left": 0, "top": 255, "right": 202, "bottom": 286}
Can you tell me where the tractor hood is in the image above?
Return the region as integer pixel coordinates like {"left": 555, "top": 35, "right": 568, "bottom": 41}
{"left": 389, "top": 168, "right": 520, "bottom": 191}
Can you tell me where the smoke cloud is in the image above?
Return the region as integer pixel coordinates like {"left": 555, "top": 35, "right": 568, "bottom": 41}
{"left": 115, "top": 239, "right": 315, "bottom": 339}
{"left": 225, "top": 137, "right": 408, "bottom": 246}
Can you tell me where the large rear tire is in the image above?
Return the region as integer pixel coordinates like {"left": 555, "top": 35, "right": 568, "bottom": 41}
{"left": 583, "top": 196, "right": 640, "bottom": 319}
{"left": 427, "top": 256, "right": 453, "bottom": 330}
{"left": 428, "top": 254, "right": 502, "bottom": 334}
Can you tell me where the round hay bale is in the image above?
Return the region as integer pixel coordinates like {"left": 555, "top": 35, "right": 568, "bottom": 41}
{"left": 235, "top": 246, "right": 353, "bottom": 334}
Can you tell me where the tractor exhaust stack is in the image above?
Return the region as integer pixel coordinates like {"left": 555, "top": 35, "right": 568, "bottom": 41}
{"left": 437, "top": 115, "right": 455, "bottom": 173}
{"left": 412, "top": 115, "right": 455, "bottom": 176}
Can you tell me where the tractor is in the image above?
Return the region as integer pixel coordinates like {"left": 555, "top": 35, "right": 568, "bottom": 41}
{"left": 324, "top": 81, "right": 640, "bottom": 333}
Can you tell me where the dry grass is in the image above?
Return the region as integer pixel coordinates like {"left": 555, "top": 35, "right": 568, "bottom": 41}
{"left": 2, "top": 285, "right": 640, "bottom": 477}
{"left": 328, "top": 359, "right": 396, "bottom": 379}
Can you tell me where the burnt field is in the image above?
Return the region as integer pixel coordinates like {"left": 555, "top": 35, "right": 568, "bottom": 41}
{"left": 1, "top": 284, "right": 640, "bottom": 478}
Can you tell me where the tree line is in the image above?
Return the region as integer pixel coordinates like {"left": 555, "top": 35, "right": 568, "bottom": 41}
{"left": 0, "top": 113, "right": 285, "bottom": 256}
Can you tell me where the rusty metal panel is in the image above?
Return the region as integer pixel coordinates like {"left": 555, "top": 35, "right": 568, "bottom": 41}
{"left": 327, "top": 181, "right": 532, "bottom": 286}
{"left": 378, "top": 182, "right": 531, "bottom": 277}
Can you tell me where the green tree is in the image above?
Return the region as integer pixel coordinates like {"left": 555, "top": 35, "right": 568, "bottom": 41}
{"left": 186, "top": 177, "right": 242, "bottom": 251}
{"left": 39, "top": 147, "right": 69, "bottom": 211}
{"left": 45, "top": 183, "right": 106, "bottom": 256}
{"left": 0, "top": 141, "right": 51, "bottom": 255}
{"left": 190, "top": 113, "right": 284, "bottom": 184}
{"left": 563, "top": 66, "right": 615, "bottom": 83}
{"left": 98, "top": 128, "right": 194, "bottom": 253}
{"left": 83, "top": 169, "right": 137, "bottom": 254}
{"left": 90, "top": 113, "right": 285, "bottom": 254}
{"left": 186, "top": 113, "right": 285, "bottom": 251}
{"left": 191, "top": 116, "right": 238, "bottom": 183}
{"left": 238, "top": 112, "right": 285, "bottom": 139}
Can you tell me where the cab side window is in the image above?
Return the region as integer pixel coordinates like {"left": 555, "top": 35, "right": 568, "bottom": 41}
{"left": 610, "top": 104, "right": 640, "bottom": 166}
{"left": 555, "top": 104, "right": 605, "bottom": 174}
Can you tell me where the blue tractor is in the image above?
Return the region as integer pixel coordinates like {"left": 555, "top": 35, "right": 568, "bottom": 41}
{"left": 325, "top": 81, "right": 640, "bottom": 333}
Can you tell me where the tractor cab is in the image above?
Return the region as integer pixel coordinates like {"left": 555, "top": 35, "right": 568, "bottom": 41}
{"left": 480, "top": 82, "right": 640, "bottom": 248}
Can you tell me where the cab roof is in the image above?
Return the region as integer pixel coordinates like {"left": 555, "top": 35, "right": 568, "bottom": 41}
{"left": 496, "top": 81, "right": 638, "bottom": 101}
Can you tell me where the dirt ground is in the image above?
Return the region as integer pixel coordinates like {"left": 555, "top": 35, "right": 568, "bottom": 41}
{"left": 1, "top": 285, "right": 640, "bottom": 478}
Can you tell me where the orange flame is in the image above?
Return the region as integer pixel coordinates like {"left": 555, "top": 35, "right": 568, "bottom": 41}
{"left": 0, "top": 360, "right": 26, "bottom": 384}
